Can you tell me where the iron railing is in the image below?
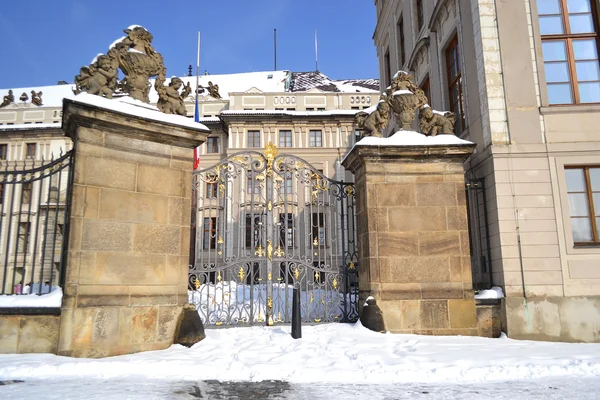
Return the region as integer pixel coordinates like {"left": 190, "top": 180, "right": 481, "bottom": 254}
{"left": 0, "top": 150, "right": 74, "bottom": 296}
{"left": 466, "top": 178, "right": 493, "bottom": 290}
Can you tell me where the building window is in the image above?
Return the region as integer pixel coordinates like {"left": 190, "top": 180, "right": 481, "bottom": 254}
{"left": 279, "top": 130, "right": 292, "bottom": 147}
{"left": 309, "top": 130, "right": 323, "bottom": 147}
{"left": 420, "top": 75, "right": 431, "bottom": 105}
{"left": 26, "top": 143, "right": 36, "bottom": 159}
{"left": 206, "top": 182, "right": 218, "bottom": 199}
{"left": 247, "top": 172, "right": 261, "bottom": 194}
{"left": 537, "top": 0, "right": 600, "bottom": 104}
{"left": 245, "top": 214, "right": 262, "bottom": 248}
{"left": 206, "top": 137, "right": 219, "bottom": 153}
{"left": 0, "top": 144, "right": 7, "bottom": 160}
{"left": 247, "top": 130, "right": 261, "bottom": 148}
{"left": 416, "top": 0, "right": 424, "bottom": 31}
{"left": 283, "top": 172, "right": 293, "bottom": 193}
{"left": 565, "top": 166, "right": 599, "bottom": 244}
{"left": 202, "top": 217, "right": 216, "bottom": 250}
{"left": 0, "top": 184, "right": 4, "bottom": 204}
{"left": 17, "top": 222, "right": 31, "bottom": 253}
{"left": 397, "top": 17, "right": 405, "bottom": 68}
{"left": 22, "top": 182, "right": 32, "bottom": 205}
{"left": 384, "top": 48, "right": 392, "bottom": 87}
{"left": 279, "top": 213, "right": 294, "bottom": 248}
{"left": 311, "top": 213, "right": 326, "bottom": 245}
{"left": 445, "top": 35, "right": 465, "bottom": 134}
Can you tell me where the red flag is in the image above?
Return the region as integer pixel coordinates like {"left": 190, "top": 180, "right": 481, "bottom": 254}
{"left": 193, "top": 146, "right": 200, "bottom": 170}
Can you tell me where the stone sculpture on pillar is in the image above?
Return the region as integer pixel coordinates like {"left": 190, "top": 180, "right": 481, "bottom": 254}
{"left": 155, "top": 76, "right": 192, "bottom": 116}
{"left": 354, "top": 98, "right": 390, "bottom": 138}
{"left": 354, "top": 70, "right": 458, "bottom": 137}
{"left": 73, "top": 26, "right": 169, "bottom": 106}
{"left": 419, "top": 105, "right": 456, "bottom": 136}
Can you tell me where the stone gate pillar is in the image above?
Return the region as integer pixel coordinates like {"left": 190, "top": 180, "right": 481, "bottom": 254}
{"left": 342, "top": 139, "right": 478, "bottom": 335}
{"left": 58, "top": 96, "right": 209, "bottom": 357}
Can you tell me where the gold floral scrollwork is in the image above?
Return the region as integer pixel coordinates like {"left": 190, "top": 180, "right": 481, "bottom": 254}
{"left": 263, "top": 141, "right": 278, "bottom": 177}
{"left": 266, "top": 240, "right": 273, "bottom": 261}
{"left": 267, "top": 297, "right": 273, "bottom": 310}
{"left": 315, "top": 270, "right": 320, "bottom": 282}
{"left": 332, "top": 277, "right": 338, "bottom": 290}
{"left": 255, "top": 244, "right": 265, "bottom": 257}
{"left": 267, "top": 297, "right": 274, "bottom": 326}
{"left": 193, "top": 277, "right": 200, "bottom": 290}
{"left": 257, "top": 312, "right": 265, "bottom": 323}
{"left": 238, "top": 267, "right": 245, "bottom": 281}
{"left": 276, "top": 312, "right": 283, "bottom": 323}
{"left": 217, "top": 271, "right": 222, "bottom": 283}
{"left": 349, "top": 261, "right": 355, "bottom": 270}
{"left": 345, "top": 186, "right": 354, "bottom": 196}
{"left": 267, "top": 201, "right": 272, "bottom": 211}
{"left": 217, "top": 236, "right": 224, "bottom": 244}
{"left": 293, "top": 267, "right": 300, "bottom": 280}
{"left": 313, "top": 237, "right": 319, "bottom": 247}
{"left": 274, "top": 245, "right": 285, "bottom": 258}
{"left": 268, "top": 271, "right": 272, "bottom": 281}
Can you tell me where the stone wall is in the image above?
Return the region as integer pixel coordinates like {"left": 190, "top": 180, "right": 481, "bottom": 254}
{"left": 502, "top": 296, "right": 600, "bottom": 343}
{"left": 343, "top": 142, "right": 478, "bottom": 335}
{"left": 0, "top": 313, "right": 60, "bottom": 353}
{"left": 58, "top": 99, "right": 208, "bottom": 357}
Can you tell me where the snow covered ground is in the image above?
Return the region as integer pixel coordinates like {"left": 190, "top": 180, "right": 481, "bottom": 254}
{"left": 1, "top": 322, "right": 600, "bottom": 391}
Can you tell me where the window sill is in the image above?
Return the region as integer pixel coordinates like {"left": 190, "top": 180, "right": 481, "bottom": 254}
{"left": 573, "top": 244, "right": 600, "bottom": 249}
{"left": 540, "top": 104, "right": 600, "bottom": 115}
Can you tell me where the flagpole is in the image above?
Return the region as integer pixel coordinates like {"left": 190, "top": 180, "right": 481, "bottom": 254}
{"left": 190, "top": 31, "right": 201, "bottom": 268}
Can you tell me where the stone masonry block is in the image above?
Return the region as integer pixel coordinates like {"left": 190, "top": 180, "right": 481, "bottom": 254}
{"left": 388, "top": 207, "right": 447, "bottom": 232}
{"left": 418, "top": 232, "right": 461, "bottom": 256}
{"left": 133, "top": 224, "right": 180, "bottom": 255}
{"left": 85, "top": 156, "right": 137, "bottom": 191}
{"left": 137, "top": 165, "right": 184, "bottom": 197}
{"left": 99, "top": 189, "right": 169, "bottom": 224}
{"left": 375, "top": 183, "right": 415, "bottom": 207}
{"left": 448, "top": 299, "right": 477, "bottom": 329}
{"left": 416, "top": 183, "right": 457, "bottom": 206}
{"left": 420, "top": 301, "right": 450, "bottom": 329}
{"left": 81, "top": 220, "right": 132, "bottom": 252}
{"left": 95, "top": 252, "right": 166, "bottom": 285}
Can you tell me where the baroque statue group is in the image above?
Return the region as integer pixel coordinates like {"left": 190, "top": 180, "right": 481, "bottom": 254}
{"left": 355, "top": 71, "right": 456, "bottom": 138}
{"left": 0, "top": 90, "right": 43, "bottom": 108}
{"left": 72, "top": 26, "right": 219, "bottom": 116}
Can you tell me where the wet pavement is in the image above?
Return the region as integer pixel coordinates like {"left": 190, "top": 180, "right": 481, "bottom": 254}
{"left": 1, "top": 376, "right": 600, "bottom": 399}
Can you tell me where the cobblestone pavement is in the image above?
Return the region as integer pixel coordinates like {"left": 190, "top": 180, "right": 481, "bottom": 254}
{"left": 1, "top": 377, "right": 600, "bottom": 399}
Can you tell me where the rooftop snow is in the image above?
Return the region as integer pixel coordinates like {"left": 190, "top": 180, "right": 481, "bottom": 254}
{"left": 66, "top": 93, "right": 209, "bottom": 131}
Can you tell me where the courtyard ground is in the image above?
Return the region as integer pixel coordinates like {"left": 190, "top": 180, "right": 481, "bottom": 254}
{"left": 1, "top": 321, "right": 600, "bottom": 398}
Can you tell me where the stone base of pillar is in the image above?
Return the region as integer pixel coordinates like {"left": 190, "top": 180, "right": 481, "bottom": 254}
{"left": 58, "top": 96, "right": 209, "bottom": 357}
{"left": 343, "top": 133, "right": 478, "bottom": 335}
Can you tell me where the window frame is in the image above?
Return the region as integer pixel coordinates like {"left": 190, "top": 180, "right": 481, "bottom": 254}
{"left": 25, "top": 143, "right": 36, "bottom": 159}
{"left": 309, "top": 130, "right": 323, "bottom": 147}
{"left": 0, "top": 144, "right": 7, "bottom": 160}
{"left": 202, "top": 217, "right": 217, "bottom": 250}
{"left": 17, "top": 222, "right": 31, "bottom": 253}
{"left": 420, "top": 75, "right": 431, "bottom": 106}
{"left": 22, "top": 182, "right": 32, "bottom": 205}
{"left": 279, "top": 130, "right": 292, "bottom": 147}
{"left": 416, "top": 0, "right": 424, "bottom": 32}
{"left": 247, "top": 130, "right": 261, "bottom": 148}
{"left": 565, "top": 165, "right": 600, "bottom": 245}
{"left": 537, "top": 0, "right": 600, "bottom": 105}
{"left": 445, "top": 34, "right": 465, "bottom": 134}
{"left": 206, "top": 182, "right": 218, "bottom": 199}
{"left": 206, "top": 137, "right": 219, "bottom": 153}
{"left": 397, "top": 17, "right": 406, "bottom": 68}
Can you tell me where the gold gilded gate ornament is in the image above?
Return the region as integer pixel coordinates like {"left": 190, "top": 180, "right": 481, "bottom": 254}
{"left": 263, "top": 141, "right": 278, "bottom": 177}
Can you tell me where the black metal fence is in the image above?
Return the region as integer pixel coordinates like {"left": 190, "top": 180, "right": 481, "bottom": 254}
{"left": 0, "top": 151, "right": 74, "bottom": 296}
{"left": 466, "top": 179, "right": 493, "bottom": 290}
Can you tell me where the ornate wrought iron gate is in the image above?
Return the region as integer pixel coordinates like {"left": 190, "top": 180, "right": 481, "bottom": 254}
{"left": 189, "top": 143, "right": 359, "bottom": 327}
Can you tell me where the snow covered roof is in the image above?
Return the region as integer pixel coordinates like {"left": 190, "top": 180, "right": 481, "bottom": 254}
{"left": 290, "top": 71, "right": 379, "bottom": 93}
{"left": 0, "top": 71, "right": 378, "bottom": 112}
{"left": 220, "top": 109, "right": 359, "bottom": 117}
{"left": 0, "top": 122, "right": 62, "bottom": 131}
{"left": 66, "top": 93, "right": 209, "bottom": 131}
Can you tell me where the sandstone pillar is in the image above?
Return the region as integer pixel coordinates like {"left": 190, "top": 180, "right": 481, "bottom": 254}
{"left": 58, "top": 97, "right": 209, "bottom": 357}
{"left": 343, "top": 140, "right": 478, "bottom": 335}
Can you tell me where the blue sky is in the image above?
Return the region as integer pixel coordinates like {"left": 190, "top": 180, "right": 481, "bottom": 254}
{"left": 0, "top": 0, "right": 379, "bottom": 89}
